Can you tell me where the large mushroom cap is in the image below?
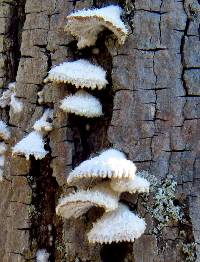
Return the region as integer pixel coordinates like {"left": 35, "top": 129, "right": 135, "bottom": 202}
{"left": 12, "top": 131, "right": 48, "bottom": 160}
{"left": 56, "top": 183, "right": 119, "bottom": 219}
{"left": 60, "top": 90, "right": 103, "bottom": 118}
{"left": 87, "top": 203, "right": 146, "bottom": 244}
{"left": 67, "top": 149, "right": 137, "bottom": 184}
{"left": 65, "top": 5, "right": 128, "bottom": 49}
{"left": 44, "top": 59, "right": 108, "bottom": 90}
{"left": 110, "top": 175, "right": 150, "bottom": 194}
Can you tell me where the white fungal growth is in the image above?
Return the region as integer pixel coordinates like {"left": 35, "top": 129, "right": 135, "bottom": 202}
{"left": 0, "top": 155, "right": 5, "bottom": 166}
{"left": 44, "top": 59, "right": 108, "bottom": 90}
{"left": 36, "top": 249, "right": 49, "bottom": 262}
{"left": 67, "top": 149, "right": 137, "bottom": 184}
{"left": 60, "top": 90, "right": 103, "bottom": 118}
{"left": 10, "top": 93, "right": 23, "bottom": 113}
{"left": 0, "top": 83, "right": 14, "bottom": 108}
{"left": 33, "top": 109, "right": 53, "bottom": 133}
{"left": 0, "top": 142, "right": 7, "bottom": 154}
{"left": 0, "top": 169, "right": 3, "bottom": 182}
{"left": 0, "top": 82, "right": 23, "bottom": 113}
{"left": 0, "top": 120, "right": 11, "bottom": 140}
{"left": 87, "top": 203, "right": 146, "bottom": 244}
{"left": 56, "top": 183, "right": 119, "bottom": 219}
{"left": 12, "top": 131, "right": 48, "bottom": 160}
{"left": 110, "top": 175, "right": 150, "bottom": 194}
{"left": 65, "top": 5, "right": 128, "bottom": 49}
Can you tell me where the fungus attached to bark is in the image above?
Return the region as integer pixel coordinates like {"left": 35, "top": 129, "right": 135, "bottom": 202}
{"left": 0, "top": 82, "right": 23, "bottom": 113}
{"left": 44, "top": 59, "right": 108, "bottom": 90}
{"left": 60, "top": 90, "right": 103, "bottom": 118}
{"left": 87, "top": 203, "right": 146, "bottom": 244}
{"left": 67, "top": 148, "right": 137, "bottom": 184}
{"left": 33, "top": 109, "right": 53, "bottom": 133}
{"left": 56, "top": 183, "right": 119, "bottom": 219}
{"left": 36, "top": 249, "right": 50, "bottom": 262}
{"left": 110, "top": 175, "right": 150, "bottom": 194}
{"left": 12, "top": 131, "right": 48, "bottom": 160}
{"left": 0, "top": 120, "right": 11, "bottom": 140}
{"left": 65, "top": 5, "right": 128, "bottom": 49}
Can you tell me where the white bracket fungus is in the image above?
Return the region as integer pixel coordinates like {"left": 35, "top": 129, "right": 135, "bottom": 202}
{"left": 36, "top": 249, "right": 50, "bottom": 262}
{"left": 65, "top": 5, "right": 128, "bottom": 49}
{"left": 60, "top": 90, "right": 103, "bottom": 118}
{"left": 67, "top": 148, "right": 137, "bottom": 184}
{"left": 87, "top": 203, "right": 146, "bottom": 244}
{"left": 44, "top": 59, "right": 108, "bottom": 90}
{"left": 12, "top": 131, "right": 48, "bottom": 160}
{"left": 56, "top": 183, "right": 119, "bottom": 219}
{"left": 110, "top": 175, "right": 150, "bottom": 194}
{"left": 0, "top": 82, "right": 23, "bottom": 113}
{"left": 33, "top": 109, "right": 53, "bottom": 133}
{"left": 0, "top": 120, "right": 11, "bottom": 140}
{"left": 12, "top": 109, "right": 53, "bottom": 160}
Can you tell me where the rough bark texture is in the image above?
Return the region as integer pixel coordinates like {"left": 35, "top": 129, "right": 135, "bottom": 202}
{"left": 0, "top": 0, "right": 199, "bottom": 261}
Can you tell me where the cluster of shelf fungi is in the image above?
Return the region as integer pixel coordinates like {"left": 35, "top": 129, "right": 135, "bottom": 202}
{"left": 0, "top": 4, "right": 151, "bottom": 252}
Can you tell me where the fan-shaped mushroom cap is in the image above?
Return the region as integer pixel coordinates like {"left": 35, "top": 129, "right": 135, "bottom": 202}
{"left": 44, "top": 59, "right": 107, "bottom": 90}
{"left": 67, "top": 149, "right": 136, "bottom": 184}
{"left": 0, "top": 120, "right": 11, "bottom": 140}
{"left": 60, "top": 90, "right": 103, "bottom": 118}
{"left": 110, "top": 175, "right": 150, "bottom": 194}
{"left": 65, "top": 5, "right": 128, "bottom": 49}
{"left": 87, "top": 203, "right": 146, "bottom": 244}
{"left": 12, "top": 131, "right": 48, "bottom": 160}
{"left": 56, "top": 183, "right": 119, "bottom": 219}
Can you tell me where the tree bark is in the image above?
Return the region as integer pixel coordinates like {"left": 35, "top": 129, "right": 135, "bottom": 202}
{"left": 0, "top": 0, "right": 199, "bottom": 261}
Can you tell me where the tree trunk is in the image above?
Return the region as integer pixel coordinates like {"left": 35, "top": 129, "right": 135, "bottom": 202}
{"left": 0, "top": 0, "right": 199, "bottom": 261}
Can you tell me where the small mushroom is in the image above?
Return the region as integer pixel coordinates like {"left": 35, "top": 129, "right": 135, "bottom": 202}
{"left": 110, "top": 175, "right": 150, "bottom": 194}
{"left": 60, "top": 90, "right": 103, "bottom": 118}
{"left": 12, "top": 131, "right": 48, "bottom": 160}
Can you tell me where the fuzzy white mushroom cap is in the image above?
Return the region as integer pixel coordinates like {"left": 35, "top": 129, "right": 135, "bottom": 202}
{"left": 60, "top": 90, "right": 103, "bottom": 118}
{"left": 12, "top": 131, "right": 48, "bottom": 160}
{"left": 56, "top": 183, "right": 119, "bottom": 219}
{"left": 110, "top": 175, "right": 150, "bottom": 194}
{"left": 0, "top": 120, "right": 11, "bottom": 140}
{"left": 36, "top": 249, "right": 49, "bottom": 262}
{"left": 44, "top": 59, "right": 107, "bottom": 90}
{"left": 65, "top": 5, "right": 128, "bottom": 49}
{"left": 87, "top": 203, "right": 146, "bottom": 244}
{"left": 33, "top": 109, "right": 53, "bottom": 133}
{"left": 67, "top": 149, "right": 137, "bottom": 184}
